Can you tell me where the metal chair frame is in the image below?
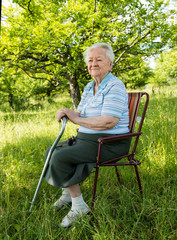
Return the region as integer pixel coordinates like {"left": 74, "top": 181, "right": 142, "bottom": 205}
{"left": 91, "top": 92, "right": 149, "bottom": 211}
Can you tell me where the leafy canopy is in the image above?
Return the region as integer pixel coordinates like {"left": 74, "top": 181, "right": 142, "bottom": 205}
{"left": 1, "top": 0, "right": 176, "bottom": 109}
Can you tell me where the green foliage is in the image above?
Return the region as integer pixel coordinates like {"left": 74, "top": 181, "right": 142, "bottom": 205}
{"left": 150, "top": 48, "right": 177, "bottom": 86}
{"left": 1, "top": 0, "right": 176, "bottom": 109}
{"left": 0, "top": 87, "right": 177, "bottom": 239}
{"left": 0, "top": 66, "right": 32, "bottom": 110}
{"left": 119, "top": 62, "right": 154, "bottom": 89}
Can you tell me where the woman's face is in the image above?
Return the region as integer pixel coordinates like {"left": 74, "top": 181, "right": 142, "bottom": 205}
{"left": 87, "top": 48, "right": 112, "bottom": 81}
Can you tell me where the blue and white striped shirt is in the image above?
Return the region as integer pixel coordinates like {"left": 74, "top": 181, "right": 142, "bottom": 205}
{"left": 77, "top": 73, "right": 129, "bottom": 134}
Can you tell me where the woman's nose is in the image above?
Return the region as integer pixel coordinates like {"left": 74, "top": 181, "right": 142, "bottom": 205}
{"left": 92, "top": 60, "right": 98, "bottom": 66}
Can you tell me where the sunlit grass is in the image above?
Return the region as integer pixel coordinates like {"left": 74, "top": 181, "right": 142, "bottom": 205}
{"left": 0, "top": 88, "right": 177, "bottom": 239}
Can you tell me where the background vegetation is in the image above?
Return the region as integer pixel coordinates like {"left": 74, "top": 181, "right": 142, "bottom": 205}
{"left": 0, "top": 86, "right": 177, "bottom": 239}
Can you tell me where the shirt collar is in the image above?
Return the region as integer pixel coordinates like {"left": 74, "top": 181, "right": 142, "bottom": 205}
{"left": 89, "top": 72, "right": 113, "bottom": 92}
{"left": 97, "top": 72, "right": 112, "bottom": 91}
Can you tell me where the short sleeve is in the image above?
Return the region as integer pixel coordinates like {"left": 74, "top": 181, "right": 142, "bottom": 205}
{"left": 77, "top": 81, "right": 93, "bottom": 112}
{"left": 77, "top": 94, "right": 85, "bottom": 112}
{"left": 101, "top": 83, "right": 127, "bottom": 118}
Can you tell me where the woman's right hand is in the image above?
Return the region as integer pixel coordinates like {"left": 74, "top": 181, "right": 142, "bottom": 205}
{"left": 56, "top": 109, "right": 67, "bottom": 123}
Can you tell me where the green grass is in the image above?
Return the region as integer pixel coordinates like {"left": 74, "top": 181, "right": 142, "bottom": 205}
{"left": 0, "top": 89, "right": 176, "bottom": 240}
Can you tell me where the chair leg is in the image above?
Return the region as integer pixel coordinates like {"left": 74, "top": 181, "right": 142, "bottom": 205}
{"left": 115, "top": 166, "right": 123, "bottom": 185}
{"left": 134, "top": 165, "right": 143, "bottom": 196}
{"left": 91, "top": 167, "right": 99, "bottom": 212}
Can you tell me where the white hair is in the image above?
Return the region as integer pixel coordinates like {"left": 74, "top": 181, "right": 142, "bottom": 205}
{"left": 83, "top": 43, "right": 115, "bottom": 65}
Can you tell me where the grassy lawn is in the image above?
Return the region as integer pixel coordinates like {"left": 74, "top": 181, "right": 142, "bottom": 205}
{"left": 0, "top": 87, "right": 176, "bottom": 240}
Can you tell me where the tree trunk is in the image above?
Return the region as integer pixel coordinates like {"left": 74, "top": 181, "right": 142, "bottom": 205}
{"left": 8, "top": 92, "right": 14, "bottom": 109}
{"left": 69, "top": 75, "right": 81, "bottom": 110}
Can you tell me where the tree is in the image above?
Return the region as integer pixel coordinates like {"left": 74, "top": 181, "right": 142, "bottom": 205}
{"left": 1, "top": 0, "right": 176, "bottom": 109}
{"left": 120, "top": 62, "right": 154, "bottom": 89}
{"left": 0, "top": 65, "right": 32, "bottom": 110}
{"left": 150, "top": 48, "right": 177, "bottom": 86}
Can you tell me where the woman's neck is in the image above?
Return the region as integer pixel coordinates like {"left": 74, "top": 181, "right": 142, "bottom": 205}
{"left": 94, "top": 77, "right": 102, "bottom": 86}
{"left": 93, "top": 84, "right": 98, "bottom": 95}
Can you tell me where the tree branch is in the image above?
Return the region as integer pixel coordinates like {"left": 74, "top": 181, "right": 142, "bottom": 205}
{"left": 27, "top": 0, "right": 33, "bottom": 16}
{"left": 116, "top": 66, "right": 137, "bottom": 72}
{"left": 114, "top": 29, "right": 153, "bottom": 64}
{"left": 21, "top": 68, "right": 48, "bottom": 80}
{"left": 17, "top": 0, "right": 34, "bottom": 16}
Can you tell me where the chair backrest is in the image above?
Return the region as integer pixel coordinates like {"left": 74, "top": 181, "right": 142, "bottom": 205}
{"left": 128, "top": 92, "right": 149, "bottom": 133}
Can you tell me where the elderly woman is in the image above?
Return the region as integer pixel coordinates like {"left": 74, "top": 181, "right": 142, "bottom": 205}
{"left": 44, "top": 43, "right": 130, "bottom": 227}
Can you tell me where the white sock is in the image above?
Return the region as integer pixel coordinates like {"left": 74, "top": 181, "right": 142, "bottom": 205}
{"left": 60, "top": 188, "right": 71, "bottom": 202}
{"left": 71, "top": 194, "right": 89, "bottom": 214}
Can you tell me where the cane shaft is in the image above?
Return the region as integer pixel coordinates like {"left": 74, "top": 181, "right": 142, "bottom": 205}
{"left": 29, "top": 117, "right": 67, "bottom": 211}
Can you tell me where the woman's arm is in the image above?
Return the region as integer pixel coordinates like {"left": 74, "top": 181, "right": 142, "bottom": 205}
{"left": 76, "top": 114, "right": 119, "bottom": 130}
{"left": 56, "top": 108, "right": 119, "bottom": 130}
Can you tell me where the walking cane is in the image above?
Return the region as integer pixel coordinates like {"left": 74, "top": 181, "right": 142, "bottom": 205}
{"left": 29, "top": 117, "right": 67, "bottom": 212}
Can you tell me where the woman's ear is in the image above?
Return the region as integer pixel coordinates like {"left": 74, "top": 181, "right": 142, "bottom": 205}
{"left": 109, "top": 61, "right": 113, "bottom": 72}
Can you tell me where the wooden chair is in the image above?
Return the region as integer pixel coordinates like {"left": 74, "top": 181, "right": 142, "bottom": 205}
{"left": 91, "top": 92, "right": 149, "bottom": 211}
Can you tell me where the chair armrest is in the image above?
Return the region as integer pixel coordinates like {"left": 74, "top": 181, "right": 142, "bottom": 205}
{"left": 97, "top": 132, "right": 142, "bottom": 143}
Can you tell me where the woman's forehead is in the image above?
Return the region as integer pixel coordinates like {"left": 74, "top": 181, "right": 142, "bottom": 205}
{"left": 88, "top": 48, "right": 107, "bottom": 57}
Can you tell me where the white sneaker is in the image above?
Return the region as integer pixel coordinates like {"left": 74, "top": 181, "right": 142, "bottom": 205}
{"left": 53, "top": 197, "right": 71, "bottom": 209}
{"left": 61, "top": 209, "right": 90, "bottom": 228}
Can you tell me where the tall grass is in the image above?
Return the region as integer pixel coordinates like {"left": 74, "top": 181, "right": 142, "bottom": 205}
{"left": 0, "top": 89, "right": 176, "bottom": 240}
